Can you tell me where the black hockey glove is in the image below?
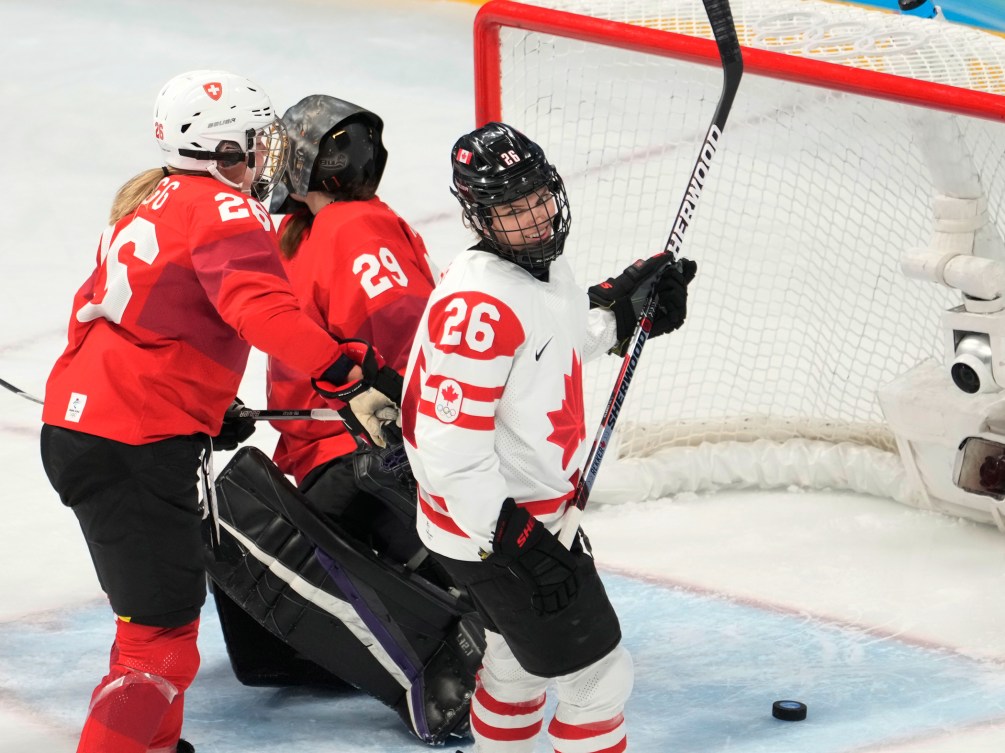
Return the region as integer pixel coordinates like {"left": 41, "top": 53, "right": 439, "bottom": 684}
{"left": 487, "top": 498, "right": 579, "bottom": 615}
{"left": 212, "top": 398, "right": 256, "bottom": 451}
{"left": 589, "top": 253, "right": 698, "bottom": 356}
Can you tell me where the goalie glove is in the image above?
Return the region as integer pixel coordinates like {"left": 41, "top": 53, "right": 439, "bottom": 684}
{"left": 485, "top": 498, "right": 579, "bottom": 615}
{"left": 589, "top": 254, "right": 697, "bottom": 356}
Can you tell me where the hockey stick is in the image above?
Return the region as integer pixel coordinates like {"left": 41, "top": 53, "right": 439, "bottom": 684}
{"left": 558, "top": 0, "right": 743, "bottom": 548}
{"left": 0, "top": 383, "right": 346, "bottom": 422}
{"left": 225, "top": 406, "right": 344, "bottom": 422}
{"left": 0, "top": 377, "right": 43, "bottom": 405}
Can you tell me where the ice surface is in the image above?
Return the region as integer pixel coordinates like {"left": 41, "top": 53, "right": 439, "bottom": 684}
{"left": 2, "top": 1, "right": 1005, "bottom": 752}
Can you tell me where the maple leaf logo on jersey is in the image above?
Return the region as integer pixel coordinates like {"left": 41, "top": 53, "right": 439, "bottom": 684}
{"left": 434, "top": 379, "right": 463, "bottom": 424}
{"left": 203, "top": 82, "right": 223, "bottom": 101}
{"left": 546, "top": 353, "right": 586, "bottom": 469}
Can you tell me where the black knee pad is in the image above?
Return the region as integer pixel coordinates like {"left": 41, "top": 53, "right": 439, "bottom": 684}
{"left": 436, "top": 552, "right": 622, "bottom": 678}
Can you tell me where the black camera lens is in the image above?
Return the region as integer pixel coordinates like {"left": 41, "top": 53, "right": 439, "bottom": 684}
{"left": 951, "top": 362, "right": 981, "bottom": 394}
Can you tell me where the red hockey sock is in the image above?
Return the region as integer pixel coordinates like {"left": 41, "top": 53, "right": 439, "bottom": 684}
{"left": 76, "top": 618, "right": 200, "bottom": 753}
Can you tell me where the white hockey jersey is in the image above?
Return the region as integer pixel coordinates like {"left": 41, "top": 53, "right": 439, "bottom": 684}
{"left": 401, "top": 248, "right": 617, "bottom": 561}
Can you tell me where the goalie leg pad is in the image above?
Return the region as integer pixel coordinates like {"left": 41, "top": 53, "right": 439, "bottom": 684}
{"left": 301, "top": 451, "right": 424, "bottom": 566}
{"left": 396, "top": 610, "right": 486, "bottom": 741}
{"left": 210, "top": 582, "right": 350, "bottom": 688}
{"left": 207, "top": 447, "right": 485, "bottom": 744}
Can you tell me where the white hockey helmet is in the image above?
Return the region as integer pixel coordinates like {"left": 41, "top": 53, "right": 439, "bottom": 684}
{"left": 153, "top": 70, "right": 288, "bottom": 198}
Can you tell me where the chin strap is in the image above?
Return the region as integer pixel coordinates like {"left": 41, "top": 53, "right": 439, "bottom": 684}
{"left": 207, "top": 161, "right": 254, "bottom": 194}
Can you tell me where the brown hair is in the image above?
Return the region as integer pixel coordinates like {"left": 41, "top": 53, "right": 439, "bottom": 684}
{"left": 278, "top": 206, "right": 314, "bottom": 260}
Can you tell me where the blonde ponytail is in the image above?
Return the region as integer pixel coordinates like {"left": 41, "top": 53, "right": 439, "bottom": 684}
{"left": 108, "top": 167, "right": 211, "bottom": 224}
{"left": 108, "top": 168, "right": 168, "bottom": 224}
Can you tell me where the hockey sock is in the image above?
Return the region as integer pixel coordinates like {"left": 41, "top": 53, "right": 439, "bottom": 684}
{"left": 146, "top": 695, "right": 186, "bottom": 753}
{"left": 547, "top": 714, "right": 626, "bottom": 753}
{"left": 470, "top": 679, "right": 546, "bottom": 753}
{"left": 547, "top": 645, "right": 632, "bottom": 753}
{"left": 76, "top": 618, "right": 200, "bottom": 753}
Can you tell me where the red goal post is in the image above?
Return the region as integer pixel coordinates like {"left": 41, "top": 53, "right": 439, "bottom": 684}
{"left": 470, "top": 0, "right": 1005, "bottom": 511}
{"left": 474, "top": 0, "right": 1005, "bottom": 125}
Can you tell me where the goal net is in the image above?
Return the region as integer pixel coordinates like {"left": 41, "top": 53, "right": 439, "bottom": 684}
{"left": 474, "top": 0, "right": 1005, "bottom": 503}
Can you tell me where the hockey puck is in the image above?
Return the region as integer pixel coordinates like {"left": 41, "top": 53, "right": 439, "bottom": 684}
{"left": 772, "top": 700, "right": 807, "bottom": 721}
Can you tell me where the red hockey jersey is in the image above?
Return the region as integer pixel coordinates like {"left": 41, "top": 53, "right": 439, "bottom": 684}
{"left": 268, "top": 197, "right": 435, "bottom": 484}
{"left": 43, "top": 174, "right": 344, "bottom": 445}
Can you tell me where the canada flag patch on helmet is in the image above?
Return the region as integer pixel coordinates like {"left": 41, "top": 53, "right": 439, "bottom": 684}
{"left": 203, "top": 82, "right": 223, "bottom": 101}
{"left": 456, "top": 148, "right": 473, "bottom": 165}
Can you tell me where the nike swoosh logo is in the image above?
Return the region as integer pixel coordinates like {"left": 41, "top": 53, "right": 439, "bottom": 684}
{"left": 535, "top": 338, "right": 553, "bottom": 361}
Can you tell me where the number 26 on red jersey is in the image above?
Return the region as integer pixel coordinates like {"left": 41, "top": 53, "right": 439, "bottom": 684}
{"left": 77, "top": 185, "right": 270, "bottom": 325}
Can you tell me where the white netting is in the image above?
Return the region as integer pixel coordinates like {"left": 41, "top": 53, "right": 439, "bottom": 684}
{"left": 484, "top": 0, "right": 1005, "bottom": 494}
{"left": 515, "top": 0, "right": 1005, "bottom": 92}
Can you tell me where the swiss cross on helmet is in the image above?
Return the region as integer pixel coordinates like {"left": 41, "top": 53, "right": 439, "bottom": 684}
{"left": 153, "top": 70, "right": 288, "bottom": 200}
{"left": 450, "top": 122, "right": 571, "bottom": 272}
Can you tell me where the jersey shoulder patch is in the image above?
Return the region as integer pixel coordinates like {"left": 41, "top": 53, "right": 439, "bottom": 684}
{"left": 426, "top": 290, "right": 525, "bottom": 360}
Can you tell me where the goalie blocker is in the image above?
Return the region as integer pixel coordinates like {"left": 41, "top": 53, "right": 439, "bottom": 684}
{"left": 204, "top": 447, "right": 485, "bottom": 744}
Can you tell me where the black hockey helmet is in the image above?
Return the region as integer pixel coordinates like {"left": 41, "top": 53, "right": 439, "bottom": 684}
{"left": 451, "top": 122, "right": 571, "bottom": 272}
{"left": 280, "top": 94, "right": 387, "bottom": 201}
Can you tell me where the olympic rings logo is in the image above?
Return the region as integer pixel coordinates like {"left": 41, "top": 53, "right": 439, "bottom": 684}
{"left": 434, "top": 379, "right": 463, "bottom": 424}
